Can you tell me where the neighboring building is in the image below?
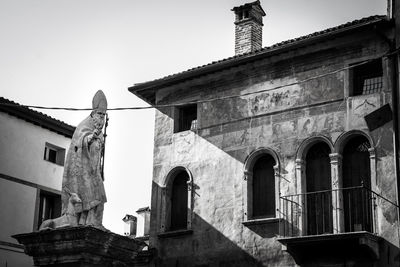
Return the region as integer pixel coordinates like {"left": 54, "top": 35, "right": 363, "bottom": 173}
{"left": 0, "top": 97, "right": 74, "bottom": 267}
{"left": 136, "top": 207, "right": 151, "bottom": 238}
{"left": 129, "top": 0, "right": 400, "bottom": 266}
{"left": 122, "top": 207, "right": 151, "bottom": 239}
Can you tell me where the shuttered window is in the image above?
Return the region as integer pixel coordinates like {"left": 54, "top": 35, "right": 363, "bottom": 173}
{"left": 252, "top": 155, "right": 275, "bottom": 218}
{"left": 170, "top": 172, "right": 189, "bottom": 230}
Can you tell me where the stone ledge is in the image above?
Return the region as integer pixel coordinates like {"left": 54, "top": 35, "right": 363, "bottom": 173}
{"left": 277, "top": 231, "right": 382, "bottom": 265}
{"left": 243, "top": 217, "right": 281, "bottom": 226}
{"left": 12, "top": 225, "right": 149, "bottom": 267}
{"left": 157, "top": 229, "right": 193, "bottom": 238}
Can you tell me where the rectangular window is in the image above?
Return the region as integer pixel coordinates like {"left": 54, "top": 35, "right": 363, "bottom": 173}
{"left": 37, "top": 190, "right": 61, "bottom": 229}
{"left": 351, "top": 59, "right": 383, "bottom": 96}
{"left": 44, "top": 142, "right": 66, "bottom": 166}
{"left": 174, "top": 104, "right": 197, "bottom": 133}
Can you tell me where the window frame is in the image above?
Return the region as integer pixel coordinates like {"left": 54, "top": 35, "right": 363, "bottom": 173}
{"left": 173, "top": 104, "right": 198, "bottom": 133}
{"left": 294, "top": 132, "right": 377, "bottom": 235}
{"left": 34, "top": 188, "right": 61, "bottom": 230}
{"left": 295, "top": 136, "right": 335, "bottom": 235}
{"left": 159, "top": 167, "right": 193, "bottom": 236}
{"left": 243, "top": 148, "right": 280, "bottom": 224}
{"left": 43, "top": 142, "right": 66, "bottom": 166}
{"left": 347, "top": 58, "right": 384, "bottom": 97}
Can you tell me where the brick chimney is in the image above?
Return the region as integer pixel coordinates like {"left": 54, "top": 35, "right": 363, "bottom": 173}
{"left": 232, "top": 1, "right": 266, "bottom": 55}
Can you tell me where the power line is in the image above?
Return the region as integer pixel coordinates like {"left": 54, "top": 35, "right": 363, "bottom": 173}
{"left": 0, "top": 52, "right": 394, "bottom": 112}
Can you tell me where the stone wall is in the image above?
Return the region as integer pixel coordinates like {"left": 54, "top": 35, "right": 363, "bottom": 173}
{"left": 148, "top": 30, "right": 399, "bottom": 266}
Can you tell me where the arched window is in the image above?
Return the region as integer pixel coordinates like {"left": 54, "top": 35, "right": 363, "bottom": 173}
{"left": 243, "top": 148, "right": 279, "bottom": 222}
{"left": 342, "top": 135, "right": 372, "bottom": 232}
{"left": 252, "top": 154, "right": 276, "bottom": 218}
{"left": 170, "top": 171, "right": 189, "bottom": 231}
{"left": 159, "top": 167, "right": 193, "bottom": 234}
{"left": 305, "top": 142, "right": 332, "bottom": 235}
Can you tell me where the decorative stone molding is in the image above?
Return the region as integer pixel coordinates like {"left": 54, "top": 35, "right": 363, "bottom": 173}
{"left": 294, "top": 159, "right": 305, "bottom": 195}
{"left": 296, "top": 136, "right": 334, "bottom": 162}
{"left": 334, "top": 130, "right": 375, "bottom": 155}
{"left": 368, "top": 148, "right": 378, "bottom": 191}
{"left": 295, "top": 136, "right": 334, "bottom": 235}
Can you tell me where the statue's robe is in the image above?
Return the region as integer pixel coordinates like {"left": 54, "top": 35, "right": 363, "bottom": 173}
{"left": 61, "top": 115, "right": 107, "bottom": 215}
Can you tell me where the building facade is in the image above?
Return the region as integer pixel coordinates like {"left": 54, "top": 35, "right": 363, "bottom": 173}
{"left": 129, "top": 1, "right": 400, "bottom": 266}
{"left": 0, "top": 97, "right": 74, "bottom": 266}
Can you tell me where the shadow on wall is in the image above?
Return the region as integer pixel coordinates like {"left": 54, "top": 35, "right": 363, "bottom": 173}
{"left": 150, "top": 182, "right": 295, "bottom": 267}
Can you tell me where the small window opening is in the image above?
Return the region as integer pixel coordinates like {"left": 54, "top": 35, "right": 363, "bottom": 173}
{"left": 352, "top": 59, "right": 383, "bottom": 96}
{"left": 45, "top": 147, "right": 57, "bottom": 163}
{"left": 44, "top": 142, "right": 66, "bottom": 166}
{"left": 175, "top": 104, "right": 197, "bottom": 133}
{"left": 244, "top": 10, "right": 249, "bottom": 18}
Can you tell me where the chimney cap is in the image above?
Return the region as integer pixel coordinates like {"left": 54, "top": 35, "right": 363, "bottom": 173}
{"left": 122, "top": 214, "right": 137, "bottom": 222}
{"left": 231, "top": 1, "right": 266, "bottom": 16}
{"left": 136, "top": 206, "right": 151, "bottom": 213}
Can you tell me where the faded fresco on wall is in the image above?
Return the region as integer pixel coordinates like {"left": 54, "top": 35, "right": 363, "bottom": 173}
{"left": 349, "top": 95, "right": 380, "bottom": 128}
{"left": 217, "top": 110, "right": 345, "bottom": 154}
{"left": 201, "top": 69, "right": 344, "bottom": 129}
{"left": 246, "top": 85, "right": 301, "bottom": 116}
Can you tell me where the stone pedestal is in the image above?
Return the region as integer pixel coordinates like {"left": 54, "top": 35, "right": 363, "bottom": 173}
{"left": 12, "top": 226, "right": 149, "bottom": 267}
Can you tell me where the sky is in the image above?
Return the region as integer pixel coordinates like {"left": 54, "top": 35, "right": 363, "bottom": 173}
{"left": 0, "top": 0, "right": 387, "bottom": 234}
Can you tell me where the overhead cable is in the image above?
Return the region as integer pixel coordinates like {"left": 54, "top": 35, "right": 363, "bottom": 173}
{"left": 0, "top": 53, "right": 393, "bottom": 112}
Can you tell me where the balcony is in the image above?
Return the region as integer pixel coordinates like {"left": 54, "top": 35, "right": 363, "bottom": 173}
{"left": 277, "top": 186, "right": 398, "bottom": 265}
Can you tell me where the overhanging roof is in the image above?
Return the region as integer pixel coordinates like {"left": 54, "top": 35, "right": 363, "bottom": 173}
{"left": 0, "top": 97, "right": 75, "bottom": 138}
{"left": 128, "top": 15, "right": 391, "bottom": 105}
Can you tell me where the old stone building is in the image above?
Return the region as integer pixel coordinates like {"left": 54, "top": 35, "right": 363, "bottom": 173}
{"left": 129, "top": 1, "right": 400, "bottom": 266}
{"left": 0, "top": 97, "right": 74, "bottom": 266}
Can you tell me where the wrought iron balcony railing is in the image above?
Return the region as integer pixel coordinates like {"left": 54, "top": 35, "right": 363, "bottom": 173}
{"left": 279, "top": 186, "right": 398, "bottom": 238}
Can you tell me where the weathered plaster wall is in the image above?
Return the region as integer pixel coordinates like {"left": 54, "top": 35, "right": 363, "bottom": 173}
{"left": 149, "top": 33, "right": 399, "bottom": 266}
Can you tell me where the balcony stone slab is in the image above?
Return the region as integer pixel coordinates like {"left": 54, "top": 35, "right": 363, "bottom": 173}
{"left": 278, "top": 231, "right": 381, "bottom": 265}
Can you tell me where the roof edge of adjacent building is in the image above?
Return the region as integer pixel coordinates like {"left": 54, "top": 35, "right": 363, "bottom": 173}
{"left": 128, "top": 15, "right": 391, "bottom": 104}
{"left": 0, "top": 97, "right": 76, "bottom": 138}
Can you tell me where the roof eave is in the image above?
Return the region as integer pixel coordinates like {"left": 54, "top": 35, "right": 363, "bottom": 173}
{"left": 128, "top": 16, "right": 391, "bottom": 104}
{"left": 0, "top": 99, "right": 75, "bottom": 138}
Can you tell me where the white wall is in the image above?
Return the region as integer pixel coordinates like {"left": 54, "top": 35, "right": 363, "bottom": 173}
{"left": 0, "top": 179, "right": 37, "bottom": 242}
{"left": 0, "top": 179, "right": 36, "bottom": 266}
{"left": 0, "top": 112, "right": 72, "bottom": 267}
{"left": 0, "top": 112, "right": 71, "bottom": 188}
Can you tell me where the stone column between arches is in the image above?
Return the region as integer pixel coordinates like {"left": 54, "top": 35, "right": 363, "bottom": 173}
{"left": 295, "top": 159, "right": 305, "bottom": 235}
{"left": 329, "top": 153, "right": 344, "bottom": 234}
